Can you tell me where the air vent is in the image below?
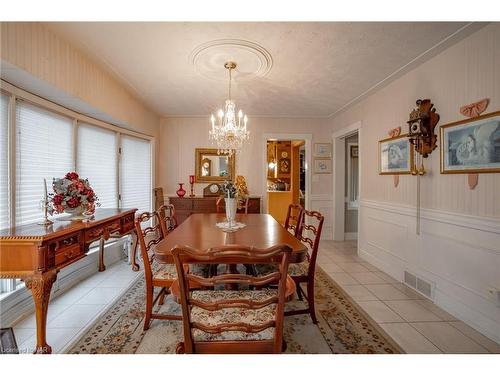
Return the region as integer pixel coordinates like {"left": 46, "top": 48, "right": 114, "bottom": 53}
{"left": 404, "top": 270, "right": 433, "bottom": 299}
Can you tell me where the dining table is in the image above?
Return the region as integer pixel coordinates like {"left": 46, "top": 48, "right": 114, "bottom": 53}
{"left": 154, "top": 213, "right": 306, "bottom": 301}
{"left": 153, "top": 213, "right": 308, "bottom": 264}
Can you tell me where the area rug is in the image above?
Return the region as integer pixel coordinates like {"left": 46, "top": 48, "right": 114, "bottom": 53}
{"left": 68, "top": 268, "right": 403, "bottom": 354}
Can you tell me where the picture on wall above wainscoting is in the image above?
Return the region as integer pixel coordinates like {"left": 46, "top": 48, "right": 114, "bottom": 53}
{"left": 440, "top": 110, "right": 500, "bottom": 173}
{"left": 379, "top": 135, "right": 414, "bottom": 175}
{"left": 313, "top": 158, "right": 332, "bottom": 174}
{"left": 313, "top": 143, "right": 332, "bottom": 158}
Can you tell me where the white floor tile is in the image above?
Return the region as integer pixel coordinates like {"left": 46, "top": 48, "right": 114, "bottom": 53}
{"left": 448, "top": 321, "right": 500, "bottom": 353}
{"left": 365, "top": 284, "right": 417, "bottom": 301}
{"left": 357, "top": 301, "right": 404, "bottom": 323}
{"left": 379, "top": 323, "right": 442, "bottom": 353}
{"left": 50, "top": 286, "right": 93, "bottom": 305}
{"left": 350, "top": 272, "right": 387, "bottom": 285}
{"left": 319, "top": 262, "right": 344, "bottom": 273}
{"left": 74, "top": 287, "right": 125, "bottom": 305}
{"left": 15, "top": 304, "right": 71, "bottom": 328}
{"left": 337, "top": 262, "right": 371, "bottom": 273}
{"left": 385, "top": 300, "right": 442, "bottom": 322}
{"left": 328, "top": 272, "right": 360, "bottom": 286}
{"left": 341, "top": 285, "right": 378, "bottom": 301}
{"left": 411, "top": 322, "right": 489, "bottom": 353}
{"left": 47, "top": 304, "right": 106, "bottom": 328}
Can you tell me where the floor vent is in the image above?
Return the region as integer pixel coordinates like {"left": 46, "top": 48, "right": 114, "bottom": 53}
{"left": 404, "top": 270, "right": 433, "bottom": 299}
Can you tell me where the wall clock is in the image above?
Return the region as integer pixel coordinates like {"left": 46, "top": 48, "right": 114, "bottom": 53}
{"left": 203, "top": 183, "right": 221, "bottom": 197}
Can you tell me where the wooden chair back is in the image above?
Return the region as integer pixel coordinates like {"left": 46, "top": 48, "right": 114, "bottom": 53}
{"left": 157, "top": 204, "right": 178, "bottom": 234}
{"left": 284, "top": 204, "right": 304, "bottom": 237}
{"left": 172, "top": 244, "right": 293, "bottom": 354}
{"left": 134, "top": 211, "right": 167, "bottom": 281}
{"left": 297, "top": 210, "right": 324, "bottom": 275}
{"left": 153, "top": 187, "right": 165, "bottom": 210}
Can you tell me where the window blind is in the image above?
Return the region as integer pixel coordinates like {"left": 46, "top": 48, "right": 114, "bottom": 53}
{"left": 0, "top": 93, "right": 9, "bottom": 229}
{"left": 77, "top": 122, "right": 118, "bottom": 208}
{"left": 15, "top": 101, "right": 74, "bottom": 225}
{"left": 120, "top": 135, "right": 151, "bottom": 214}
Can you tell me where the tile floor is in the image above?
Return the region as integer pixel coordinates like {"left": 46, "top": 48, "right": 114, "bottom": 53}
{"left": 11, "top": 240, "right": 500, "bottom": 354}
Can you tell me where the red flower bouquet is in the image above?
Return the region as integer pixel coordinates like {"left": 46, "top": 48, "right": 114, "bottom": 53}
{"left": 49, "top": 172, "right": 100, "bottom": 219}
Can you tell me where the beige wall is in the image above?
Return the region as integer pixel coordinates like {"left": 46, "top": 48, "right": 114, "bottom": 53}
{"left": 0, "top": 22, "right": 161, "bottom": 177}
{"left": 158, "top": 117, "right": 331, "bottom": 197}
{"left": 327, "top": 23, "right": 500, "bottom": 342}
{"left": 328, "top": 23, "right": 500, "bottom": 218}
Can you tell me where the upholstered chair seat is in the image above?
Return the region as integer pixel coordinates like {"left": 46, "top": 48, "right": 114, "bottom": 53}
{"left": 256, "top": 260, "right": 310, "bottom": 277}
{"left": 190, "top": 289, "right": 277, "bottom": 342}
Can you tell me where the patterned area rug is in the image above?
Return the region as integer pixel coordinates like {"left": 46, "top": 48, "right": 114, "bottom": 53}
{"left": 68, "top": 268, "right": 403, "bottom": 354}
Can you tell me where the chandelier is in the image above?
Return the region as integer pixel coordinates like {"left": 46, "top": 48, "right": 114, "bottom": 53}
{"left": 209, "top": 61, "right": 249, "bottom": 156}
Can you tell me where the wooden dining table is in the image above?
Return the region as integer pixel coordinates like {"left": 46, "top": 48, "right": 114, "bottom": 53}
{"left": 153, "top": 213, "right": 308, "bottom": 264}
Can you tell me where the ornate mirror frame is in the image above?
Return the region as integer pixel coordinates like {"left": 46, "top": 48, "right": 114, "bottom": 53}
{"left": 195, "top": 148, "right": 236, "bottom": 183}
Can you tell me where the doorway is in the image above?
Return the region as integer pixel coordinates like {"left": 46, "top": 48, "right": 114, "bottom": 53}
{"left": 262, "top": 133, "right": 312, "bottom": 224}
{"left": 332, "top": 122, "right": 361, "bottom": 242}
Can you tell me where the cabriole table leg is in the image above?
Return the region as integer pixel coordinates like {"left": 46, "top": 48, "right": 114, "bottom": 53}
{"left": 24, "top": 269, "right": 57, "bottom": 354}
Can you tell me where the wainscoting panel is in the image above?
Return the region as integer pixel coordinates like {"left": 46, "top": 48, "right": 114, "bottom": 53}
{"left": 310, "top": 194, "right": 333, "bottom": 240}
{"left": 360, "top": 199, "right": 500, "bottom": 344}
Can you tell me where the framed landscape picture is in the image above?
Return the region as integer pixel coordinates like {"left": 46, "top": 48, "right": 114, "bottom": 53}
{"left": 379, "top": 135, "right": 414, "bottom": 175}
{"left": 313, "top": 158, "right": 332, "bottom": 174}
{"left": 313, "top": 143, "right": 332, "bottom": 158}
{"left": 440, "top": 110, "right": 500, "bottom": 174}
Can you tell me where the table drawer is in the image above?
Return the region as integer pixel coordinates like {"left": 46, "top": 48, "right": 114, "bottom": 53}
{"left": 85, "top": 220, "right": 121, "bottom": 242}
{"left": 193, "top": 198, "right": 216, "bottom": 212}
{"left": 55, "top": 244, "right": 81, "bottom": 266}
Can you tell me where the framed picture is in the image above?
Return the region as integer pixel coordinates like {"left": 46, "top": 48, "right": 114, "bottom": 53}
{"left": 313, "top": 158, "right": 332, "bottom": 174}
{"left": 351, "top": 145, "right": 359, "bottom": 158}
{"left": 314, "top": 143, "right": 332, "bottom": 158}
{"left": 379, "top": 135, "right": 414, "bottom": 175}
{"left": 440, "top": 110, "right": 500, "bottom": 174}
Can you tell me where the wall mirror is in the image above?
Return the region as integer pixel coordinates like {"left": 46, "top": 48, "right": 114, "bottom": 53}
{"left": 195, "top": 148, "right": 235, "bottom": 182}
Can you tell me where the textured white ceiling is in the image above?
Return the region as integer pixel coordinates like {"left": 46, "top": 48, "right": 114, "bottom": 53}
{"left": 45, "top": 22, "right": 475, "bottom": 118}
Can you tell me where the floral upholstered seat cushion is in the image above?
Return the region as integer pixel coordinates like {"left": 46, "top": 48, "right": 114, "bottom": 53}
{"left": 152, "top": 262, "right": 177, "bottom": 280}
{"left": 256, "top": 261, "right": 310, "bottom": 277}
{"left": 189, "top": 289, "right": 277, "bottom": 342}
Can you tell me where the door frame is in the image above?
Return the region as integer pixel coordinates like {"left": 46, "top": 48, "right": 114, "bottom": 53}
{"left": 262, "top": 133, "right": 312, "bottom": 214}
{"left": 332, "top": 121, "right": 362, "bottom": 241}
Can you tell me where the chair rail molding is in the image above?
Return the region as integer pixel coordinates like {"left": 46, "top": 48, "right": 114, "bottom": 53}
{"left": 359, "top": 198, "right": 500, "bottom": 344}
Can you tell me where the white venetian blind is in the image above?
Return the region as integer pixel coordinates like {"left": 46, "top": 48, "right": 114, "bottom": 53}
{"left": 77, "top": 123, "right": 118, "bottom": 208}
{"left": 15, "top": 101, "right": 74, "bottom": 225}
{"left": 0, "top": 93, "right": 9, "bottom": 229}
{"left": 120, "top": 135, "right": 151, "bottom": 214}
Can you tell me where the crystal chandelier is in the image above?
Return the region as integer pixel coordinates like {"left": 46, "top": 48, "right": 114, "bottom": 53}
{"left": 209, "top": 61, "right": 249, "bottom": 156}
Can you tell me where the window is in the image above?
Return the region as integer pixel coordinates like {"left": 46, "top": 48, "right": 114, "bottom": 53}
{"left": 0, "top": 93, "right": 9, "bottom": 229}
{"left": 15, "top": 101, "right": 74, "bottom": 225}
{"left": 120, "top": 135, "right": 152, "bottom": 214}
{"left": 77, "top": 123, "right": 118, "bottom": 208}
{"left": 0, "top": 82, "right": 152, "bottom": 300}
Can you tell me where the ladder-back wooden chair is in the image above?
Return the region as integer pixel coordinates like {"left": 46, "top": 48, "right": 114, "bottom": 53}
{"left": 284, "top": 204, "right": 304, "bottom": 238}
{"left": 172, "top": 244, "right": 293, "bottom": 354}
{"left": 135, "top": 211, "right": 182, "bottom": 330}
{"left": 284, "top": 209, "right": 324, "bottom": 324}
{"left": 157, "top": 203, "right": 178, "bottom": 234}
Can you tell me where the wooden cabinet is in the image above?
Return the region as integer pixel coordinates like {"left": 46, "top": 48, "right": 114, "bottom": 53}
{"left": 169, "top": 196, "right": 261, "bottom": 225}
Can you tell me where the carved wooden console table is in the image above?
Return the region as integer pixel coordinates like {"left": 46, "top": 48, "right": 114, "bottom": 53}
{"left": 0, "top": 208, "right": 137, "bottom": 354}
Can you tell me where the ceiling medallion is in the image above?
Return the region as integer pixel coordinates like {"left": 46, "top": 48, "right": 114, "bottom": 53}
{"left": 190, "top": 39, "right": 273, "bottom": 82}
{"left": 209, "top": 61, "right": 250, "bottom": 156}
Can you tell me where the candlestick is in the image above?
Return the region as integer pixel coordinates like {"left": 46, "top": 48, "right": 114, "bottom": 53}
{"left": 189, "top": 175, "right": 195, "bottom": 197}
{"left": 37, "top": 178, "right": 53, "bottom": 226}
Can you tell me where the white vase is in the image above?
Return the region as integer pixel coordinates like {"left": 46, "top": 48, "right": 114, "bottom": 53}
{"left": 58, "top": 206, "right": 87, "bottom": 221}
{"left": 225, "top": 198, "right": 237, "bottom": 225}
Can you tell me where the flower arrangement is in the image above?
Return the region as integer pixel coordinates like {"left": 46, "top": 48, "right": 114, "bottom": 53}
{"left": 49, "top": 172, "right": 99, "bottom": 216}
{"left": 220, "top": 180, "right": 237, "bottom": 198}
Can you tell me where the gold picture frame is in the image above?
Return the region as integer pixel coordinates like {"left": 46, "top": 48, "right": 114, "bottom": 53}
{"left": 378, "top": 134, "right": 414, "bottom": 175}
{"left": 440, "top": 110, "right": 500, "bottom": 174}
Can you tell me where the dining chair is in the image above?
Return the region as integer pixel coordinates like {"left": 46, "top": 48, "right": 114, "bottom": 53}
{"left": 171, "top": 244, "right": 293, "bottom": 354}
{"left": 284, "top": 204, "right": 304, "bottom": 238}
{"left": 284, "top": 209, "right": 324, "bottom": 324}
{"left": 157, "top": 203, "right": 178, "bottom": 234}
{"left": 134, "top": 211, "right": 182, "bottom": 330}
